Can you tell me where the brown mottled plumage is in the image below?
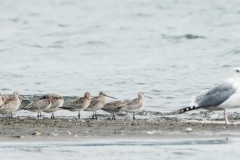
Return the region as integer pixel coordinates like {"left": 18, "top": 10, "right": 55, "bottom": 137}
{"left": 121, "top": 92, "right": 152, "bottom": 120}
{"left": 0, "top": 94, "right": 7, "bottom": 106}
{"left": 102, "top": 100, "right": 130, "bottom": 120}
{"left": 0, "top": 91, "right": 21, "bottom": 117}
{"left": 84, "top": 91, "right": 117, "bottom": 120}
{"left": 24, "top": 96, "right": 52, "bottom": 118}
{"left": 60, "top": 92, "right": 91, "bottom": 119}
{"left": 42, "top": 93, "right": 64, "bottom": 119}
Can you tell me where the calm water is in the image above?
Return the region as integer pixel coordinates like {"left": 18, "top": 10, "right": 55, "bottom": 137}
{"left": 0, "top": 140, "right": 239, "bottom": 160}
{"left": 1, "top": 0, "right": 240, "bottom": 114}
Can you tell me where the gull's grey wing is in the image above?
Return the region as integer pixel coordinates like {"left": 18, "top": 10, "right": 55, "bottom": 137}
{"left": 195, "top": 81, "right": 236, "bottom": 107}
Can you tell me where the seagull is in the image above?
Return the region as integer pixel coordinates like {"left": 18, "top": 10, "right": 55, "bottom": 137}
{"left": 176, "top": 67, "right": 240, "bottom": 125}
{"left": 84, "top": 91, "right": 117, "bottom": 120}
{"left": 42, "top": 93, "right": 64, "bottom": 119}
{"left": 60, "top": 92, "right": 92, "bottom": 119}
{"left": 121, "top": 92, "right": 152, "bottom": 120}
{"left": 0, "top": 91, "right": 21, "bottom": 118}
{"left": 102, "top": 100, "right": 130, "bottom": 120}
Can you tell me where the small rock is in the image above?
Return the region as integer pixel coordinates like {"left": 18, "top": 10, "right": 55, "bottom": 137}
{"left": 31, "top": 131, "right": 44, "bottom": 136}
{"left": 185, "top": 128, "right": 193, "bottom": 132}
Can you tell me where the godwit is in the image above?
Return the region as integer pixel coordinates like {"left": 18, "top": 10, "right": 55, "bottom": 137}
{"left": 0, "top": 91, "right": 21, "bottom": 118}
{"left": 102, "top": 100, "right": 130, "bottom": 120}
{"left": 60, "top": 92, "right": 92, "bottom": 119}
{"left": 176, "top": 67, "right": 240, "bottom": 125}
{"left": 121, "top": 92, "right": 152, "bottom": 120}
{"left": 0, "top": 94, "right": 7, "bottom": 106}
{"left": 84, "top": 91, "right": 117, "bottom": 120}
{"left": 42, "top": 93, "right": 64, "bottom": 119}
{"left": 23, "top": 96, "right": 52, "bottom": 119}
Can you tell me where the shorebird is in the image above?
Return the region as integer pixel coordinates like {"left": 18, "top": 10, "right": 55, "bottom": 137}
{"left": 102, "top": 100, "right": 130, "bottom": 120}
{"left": 121, "top": 92, "right": 152, "bottom": 120}
{"left": 42, "top": 93, "right": 64, "bottom": 119}
{"left": 60, "top": 92, "right": 92, "bottom": 119}
{"left": 84, "top": 91, "right": 117, "bottom": 120}
{"left": 176, "top": 67, "right": 240, "bottom": 125}
{"left": 23, "top": 96, "right": 52, "bottom": 119}
{"left": 0, "top": 94, "right": 7, "bottom": 106}
{"left": 0, "top": 91, "right": 21, "bottom": 118}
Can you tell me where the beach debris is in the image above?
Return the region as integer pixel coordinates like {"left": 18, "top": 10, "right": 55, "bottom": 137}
{"left": 10, "top": 135, "right": 25, "bottom": 139}
{"left": 146, "top": 130, "right": 156, "bottom": 135}
{"left": 66, "top": 131, "right": 71, "bottom": 135}
{"left": 30, "top": 130, "right": 44, "bottom": 136}
{"left": 74, "top": 135, "right": 78, "bottom": 137}
{"left": 52, "top": 133, "right": 58, "bottom": 136}
{"left": 185, "top": 128, "right": 193, "bottom": 132}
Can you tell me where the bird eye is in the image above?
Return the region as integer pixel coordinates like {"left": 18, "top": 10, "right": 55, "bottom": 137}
{"left": 237, "top": 70, "right": 239, "bottom": 73}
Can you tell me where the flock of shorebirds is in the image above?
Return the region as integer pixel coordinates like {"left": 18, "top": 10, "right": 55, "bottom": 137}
{"left": 1, "top": 67, "right": 240, "bottom": 125}
{"left": 0, "top": 91, "right": 152, "bottom": 120}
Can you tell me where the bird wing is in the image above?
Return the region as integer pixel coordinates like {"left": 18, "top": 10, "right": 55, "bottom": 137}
{"left": 126, "top": 98, "right": 143, "bottom": 110}
{"left": 192, "top": 81, "right": 236, "bottom": 107}
{"left": 65, "top": 97, "right": 86, "bottom": 109}
{"left": 25, "top": 99, "right": 50, "bottom": 110}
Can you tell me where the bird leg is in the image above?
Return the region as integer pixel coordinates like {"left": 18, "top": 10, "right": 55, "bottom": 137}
{"left": 78, "top": 111, "right": 81, "bottom": 119}
{"left": 92, "top": 112, "right": 95, "bottom": 119}
{"left": 224, "top": 109, "right": 231, "bottom": 125}
{"left": 95, "top": 111, "right": 98, "bottom": 120}
{"left": 111, "top": 114, "right": 116, "bottom": 120}
{"left": 51, "top": 113, "right": 54, "bottom": 119}
{"left": 133, "top": 113, "right": 136, "bottom": 120}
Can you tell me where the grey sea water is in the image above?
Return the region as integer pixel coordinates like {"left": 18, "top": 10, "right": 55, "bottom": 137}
{"left": 1, "top": 0, "right": 240, "bottom": 116}
{"left": 0, "top": 140, "right": 240, "bottom": 160}
{"left": 1, "top": 0, "right": 240, "bottom": 159}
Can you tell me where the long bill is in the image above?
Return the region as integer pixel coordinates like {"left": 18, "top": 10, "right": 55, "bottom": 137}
{"left": 145, "top": 96, "right": 153, "bottom": 99}
{"left": 104, "top": 94, "right": 117, "bottom": 99}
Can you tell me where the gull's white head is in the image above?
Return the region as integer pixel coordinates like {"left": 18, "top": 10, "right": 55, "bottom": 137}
{"left": 232, "top": 67, "right": 240, "bottom": 78}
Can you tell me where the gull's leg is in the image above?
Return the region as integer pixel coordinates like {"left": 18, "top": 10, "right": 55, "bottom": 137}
{"left": 224, "top": 109, "right": 231, "bottom": 125}
{"left": 113, "top": 114, "right": 116, "bottom": 120}
{"left": 92, "top": 112, "right": 95, "bottom": 119}
{"left": 40, "top": 112, "right": 42, "bottom": 117}
{"left": 133, "top": 113, "right": 136, "bottom": 120}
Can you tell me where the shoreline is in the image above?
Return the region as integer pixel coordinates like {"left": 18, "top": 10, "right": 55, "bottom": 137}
{"left": 1, "top": 117, "right": 240, "bottom": 142}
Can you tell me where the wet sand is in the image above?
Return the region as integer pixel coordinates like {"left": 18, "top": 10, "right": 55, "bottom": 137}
{"left": 1, "top": 117, "right": 240, "bottom": 142}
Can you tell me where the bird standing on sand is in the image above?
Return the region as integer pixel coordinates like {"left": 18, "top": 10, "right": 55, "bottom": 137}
{"left": 84, "top": 91, "right": 117, "bottom": 120}
{"left": 176, "top": 67, "right": 240, "bottom": 125}
{"left": 121, "top": 92, "right": 152, "bottom": 120}
{"left": 102, "top": 100, "right": 130, "bottom": 120}
{"left": 43, "top": 93, "right": 64, "bottom": 119}
{"left": 0, "top": 94, "right": 7, "bottom": 106}
{"left": 0, "top": 91, "right": 21, "bottom": 118}
{"left": 60, "top": 92, "right": 92, "bottom": 119}
{"left": 23, "top": 96, "right": 52, "bottom": 119}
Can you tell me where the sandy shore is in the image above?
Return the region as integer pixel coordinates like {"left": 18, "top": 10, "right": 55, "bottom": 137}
{"left": 0, "top": 117, "right": 240, "bottom": 142}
